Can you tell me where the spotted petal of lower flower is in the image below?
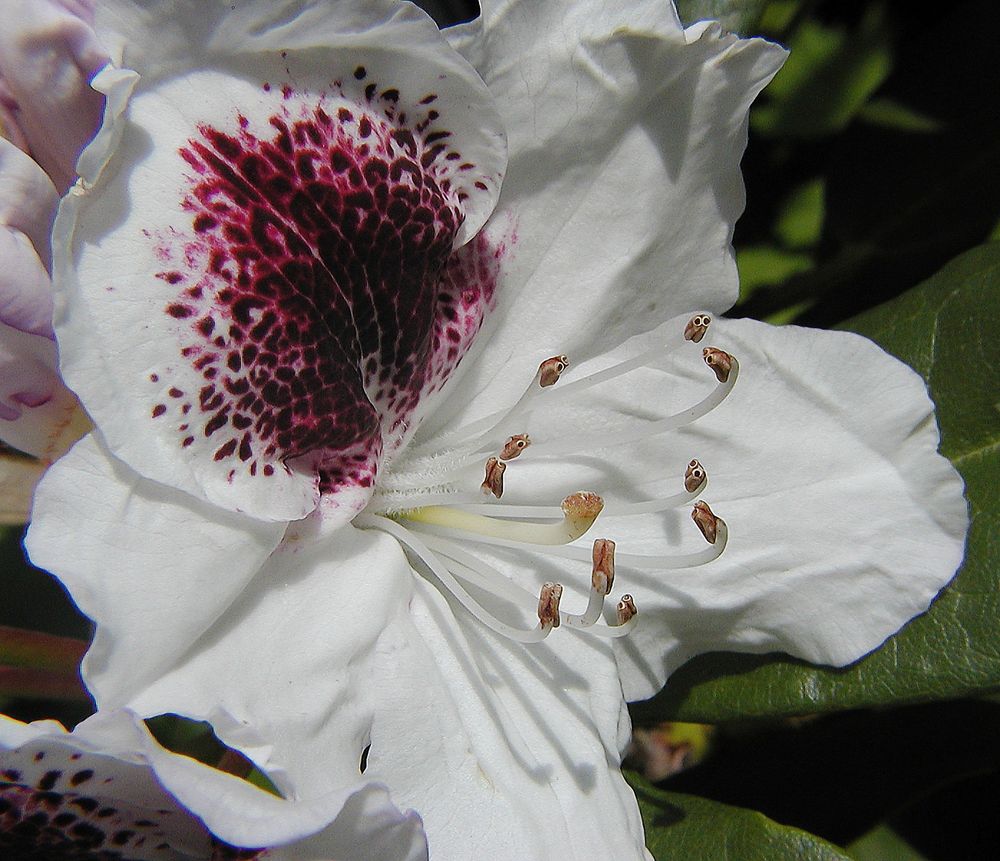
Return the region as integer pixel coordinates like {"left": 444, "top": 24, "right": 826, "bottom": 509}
{"left": 56, "top": 0, "right": 506, "bottom": 524}
{"left": 0, "top": 708, "right": 428, "bottom": 859}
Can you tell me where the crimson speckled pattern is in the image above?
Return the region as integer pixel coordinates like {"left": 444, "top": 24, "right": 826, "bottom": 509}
{"left": 2, "top": 758, "right": 159, "bottom": 859}
{"left": 149, "top": 70, "right": 500, "bottom": 497}
{"left": 0, "top": 745, "right": 264, "bottom": 859}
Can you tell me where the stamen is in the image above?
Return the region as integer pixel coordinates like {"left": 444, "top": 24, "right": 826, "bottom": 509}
{"left": 684, "top": 314, "right": 711, "bottom": 343}
{"left": 400, "top": 491, "right": 604, "bottom": 546}
{"left": 409, "top": 353, "right": 571, "bottom": 455}
{"left": 617, "top": 594, "right": 637, "bottom": 625}
{"left": 591, "top": 538, "right": 616, "bottom": 596}
{"left": 684, "top": 459, "right": 707, "bottom": 493}
{"left": 691, "top": 500, "right": 722, "bottom": 544}
{"left": 361, "top": 314, "right": 736, "bottom": 647}
{"left": 500, "top": 433, "right": 531, "bottom": 460}
{"left": 561, "top": 538, "right": 614, "bottom": 629}
{"left": 702, "top": 347, "right": 734, "bottom": 383}
{"left": 602, "top": 460, "right": 708, "bottom": 516}
{"left": 481, "top": 456, "right": 506, "bottom": 498}
{"left": 493, "top": 511, "right": 729, "bottom": 570}
{"left": 424, "top": 533, "right": 636, "bottom": 638}
{"left": 538, "top": 355, "right": 569, "bottom": 388}
{"left": 537, "top": 582, "right": 563, "bottom": 628}
{"left": 535, "top": 312, "right": 715, "bottom": 410}
{"left": 403, "top": 312, "right": 721, "bottom": 475}
{"left": 521, "top": 355, "right": 739, "bottom": 459}
{"left": 355, "top": 514, "right": 556, "bottom": 643}
{"left": 422, "top": 534, "right": 542, "bottom": 604}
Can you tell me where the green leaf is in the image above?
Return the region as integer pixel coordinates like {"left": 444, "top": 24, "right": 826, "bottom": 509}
{"left": 848, "top": 824, "right": 930, "bottom": 861}
{"left": 632, "top": 243, "right": 1000, "bottom": 724}
{"left": 629, "top": 772, "right": 852, "bottom": 860}
{"left": 676, "top": 0, "right": 768, "bottom": 34}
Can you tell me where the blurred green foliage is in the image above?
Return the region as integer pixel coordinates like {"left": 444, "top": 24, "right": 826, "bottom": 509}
{"left": 733, "top": 0, "right": 1000, "bottom": 328}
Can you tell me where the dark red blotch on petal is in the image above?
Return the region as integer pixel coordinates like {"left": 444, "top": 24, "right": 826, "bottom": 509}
{"left": 151, "top": 83, "right": 501, "bottom": 497}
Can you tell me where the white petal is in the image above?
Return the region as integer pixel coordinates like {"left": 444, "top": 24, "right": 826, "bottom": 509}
{"left": 2, "top": 707, "right": 423, "bottom": 855}
{"left": 86, "top": 514, "right": 416, "bottom": 808}
{"left": 363, "top": 574, "right": 648, "bottom": 861}
{"left": 116, "top": 712, "right": 427, "bottom": 855}
{"left": 25, "top": 433, "right": 287, "bottom": 708}
{"left": 418, "top": 8, "right": 786, "bottom": 439}
{"left": 256, "top": 785, "right": 427, "bottom": 861}
{"left": 56, "top": 0, "right": 506, "bottom": 523}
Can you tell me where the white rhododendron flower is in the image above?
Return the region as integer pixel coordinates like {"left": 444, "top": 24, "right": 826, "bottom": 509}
{"left": 0, "top": 708, "right": 426, "bottom": 859}
{"left": 25, "top": 0, "right": 967, "bottom": 858}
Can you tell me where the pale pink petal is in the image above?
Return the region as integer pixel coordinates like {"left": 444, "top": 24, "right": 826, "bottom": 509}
{"left": 0, "top": 0, "right": 107, "bottom": 191}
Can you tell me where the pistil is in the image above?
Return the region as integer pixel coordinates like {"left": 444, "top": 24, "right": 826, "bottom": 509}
{"left": 401, "top": 491, "right": 604, "bottom": 545}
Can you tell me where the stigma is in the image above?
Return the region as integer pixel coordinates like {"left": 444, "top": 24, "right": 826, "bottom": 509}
{"left": 357, "top": 312, "right": 736, "bottom": 644}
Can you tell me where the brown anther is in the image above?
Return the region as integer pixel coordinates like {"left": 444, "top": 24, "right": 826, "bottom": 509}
{"left": 684, "top": 314, "right": 711, "bottom": 343}
{"left": 591, "top": 538, "right": 616, "bottom": 595}
{"left": 500, "top": 433, "right": 531, "bottom": 461}
{"left": 684, "top": 459, "right": 707, "bottom": 493}
{"left": 538, "top": 582, "right": 563, "bottom": 628}
{"left": 702, "top": 347, "right": 733, "bottom": 383}
{"left": 691, "top": 501, "right": 721, "bottom": 544}
{"left": 561, "top": 491, "right": 604, "bottom": 521}
{"left": 481, "top": 456, "right": 506, "bottom": 499}
{"left": 617, "top": 594, "right": 637, "bottom": 625}
{"left": 538, "top": 354, "right": 569, "bottom": 387}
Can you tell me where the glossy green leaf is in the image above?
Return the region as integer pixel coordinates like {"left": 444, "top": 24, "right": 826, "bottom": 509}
{"left": 630, "top": 772, "right": 852, "bottom": 860}
{"left": 632, "top": 243, "right": 1000, "bottom": 724}
{"left": 676, "top": 0, "right": 768, "bottom": 34}
{"left": 848, "top": 824, "right": 930, "bottom": 861}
